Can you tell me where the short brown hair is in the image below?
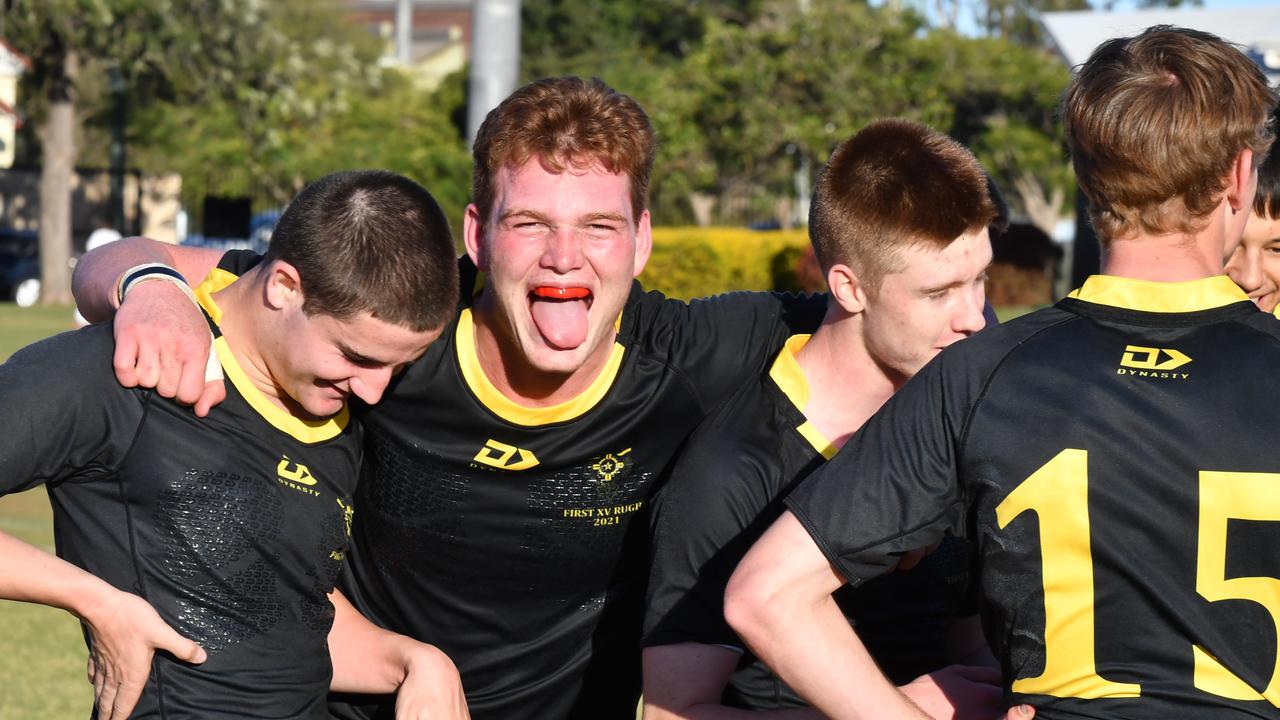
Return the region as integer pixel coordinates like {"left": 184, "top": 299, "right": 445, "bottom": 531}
{"left": 1255, "top": 106, "right": 1280, "bottom": 220}
{"left": 470, "top": 76, "right": 656, "bottom": 224}
{"left": 808, "top": 119, "right": 997, "bottom": 288}
{"left": 1063, "top": 25, "right": 1276, "bottom": 241}
{"left": 263, "top": 170, "right": 459, "bottom": 332}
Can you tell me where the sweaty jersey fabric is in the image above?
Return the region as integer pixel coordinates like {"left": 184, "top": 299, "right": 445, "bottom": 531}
{"left": 0, "top": 259, "right": 361, "bottom": 719}
{"left": 789, "top": 275, "right": 1280, "bottom": 719}
{"left": 644, "top": 335, "right": 974, "bottom": 709}
{"left": 186, "top": 251, "right": 822, "bottom": 720}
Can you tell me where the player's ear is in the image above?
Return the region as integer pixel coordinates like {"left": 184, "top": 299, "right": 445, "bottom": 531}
{"left": 463, "top": 203, "right": 489, "bottom": 271}
{"left": 1226, "top": 147, "right": 1257, "bottom": 214}
{"left": 632, "top": 209, "right": 652, "bottom": 278}
{"left": 827, "top": 263, "right": 868, "bottom": 314}
{"left": 264, "top": 260, "right": 304, "bottom": 311}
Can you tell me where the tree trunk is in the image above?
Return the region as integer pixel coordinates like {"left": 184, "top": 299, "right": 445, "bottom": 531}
{"left": 38, "top": 49, "right": 76, "bottom": 305}
{"left": 689, "top": 192, "right": 716, "bottom": 228}
{"left": 1013, "top": 171, "right": 1065, "bottom": 238}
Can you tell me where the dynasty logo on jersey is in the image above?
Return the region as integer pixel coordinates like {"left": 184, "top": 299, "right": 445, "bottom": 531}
{"left": 474, "top": 439, "right": 540, "bottom": 471}
{"left": 1116, "top": 345, "right": 1191, "bottom": 380}
{"left": 277, "top": 455, "right": 320, "bottom": 496}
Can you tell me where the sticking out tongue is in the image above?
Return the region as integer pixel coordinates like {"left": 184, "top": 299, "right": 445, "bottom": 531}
{"left": 530, "top": 286, "right": 591, "bottom": 349}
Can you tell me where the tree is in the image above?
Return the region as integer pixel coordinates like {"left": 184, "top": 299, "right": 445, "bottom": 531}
{"left": 979, "top": 0, "right": 1090, "bottom": 46}
{"left": 2, "top": 0, "right": 275, "bottom": 304}
{"left": 133, "top": 66, "right": 472, "bottom": 233}
{"left": 520, "top": 0, "right": 764, "bottom": 81}
{"left": 648, "top": 1, "right": 964, "bottom": 226}
{"left": 928, "top": 31, "right": 1073, "bottom": 233}
{"left": 633, "top": 0, "right": 1073, "bottom": 233}
{"left": 127, "top": 6, "right": 472, "bottom": 235}
{"left": 515, "top": 0, "right": 1077, "bottom": 232}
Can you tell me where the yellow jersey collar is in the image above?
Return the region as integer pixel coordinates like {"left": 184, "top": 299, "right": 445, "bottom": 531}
{"left": 767, "top": 334, "right": 836, "bottom": 460}
{"left": 454, "top": 308, "right": 625, "bottom": 426}
{"left": 193, "top": 268, "right": 349, "bottom": 443}
{"left": 1067, "top": 275, "right": 1248, "bottom": 313}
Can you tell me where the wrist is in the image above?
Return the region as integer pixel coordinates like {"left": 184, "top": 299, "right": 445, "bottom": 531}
{"left": 401, "top": 642, "right": 458, "bottom": 689}
{"left": 117, "top": 263, "right": 197, "bottom": 307}
{"left": 66, "top": 575, "right": 126, "bottom": 627}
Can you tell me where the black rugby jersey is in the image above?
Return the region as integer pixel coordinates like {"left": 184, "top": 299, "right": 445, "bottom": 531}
{"left": 0, "top": 259, "right": 361, "bottom": 718}
{"left": 273, "top": 252, "right": 822, "bottom": 720}
{"left": 644, "top": 335, "right": 974, "bottom": 710}
{"left": 788, "top": 275, "right": 1280, "bottom": 719}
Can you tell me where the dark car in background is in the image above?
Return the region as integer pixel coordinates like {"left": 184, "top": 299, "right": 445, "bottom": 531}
{"left": 0, "top": 229, "right": 40, "bottom": 307}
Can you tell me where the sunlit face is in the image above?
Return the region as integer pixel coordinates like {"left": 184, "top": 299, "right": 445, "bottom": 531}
{"left": 271, "top": 310, "right": 440, "bottom": 419}
{"left": 860, "top": 227, "right": 992, "bottom": 384}
{"left": 464, "top": 157, "right": 652, "bottom": 381}
{"left": 1226, "top": 211, "right": 1280, "bottom": 313}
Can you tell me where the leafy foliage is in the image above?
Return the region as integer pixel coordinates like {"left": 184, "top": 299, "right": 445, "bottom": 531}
{"left": 630, "top": 1, "right": 1074, "bottom": 229}
{"left": 6, "top": 0, "right": 1093, "bottom": 249}
{"left": 639, "top": 226, "right": 809, "bottom": 298}
{"left": 6, "top": 0, "right": 471, "bottom": 233}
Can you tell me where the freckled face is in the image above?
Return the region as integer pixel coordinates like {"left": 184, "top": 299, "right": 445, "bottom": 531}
{"left": 464, "top": 158, "right": 652, "bottom": 380}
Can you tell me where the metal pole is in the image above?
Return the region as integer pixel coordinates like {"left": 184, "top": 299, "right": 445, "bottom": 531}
{"left": 396, "top": 0, "right": 413, "bottom": 66}
{"left": 467, "top": 0, "right": 521, "bottom": 147}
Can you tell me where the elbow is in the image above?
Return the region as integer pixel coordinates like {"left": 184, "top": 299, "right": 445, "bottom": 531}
{"left": 723, "top": 559, "right": 782, "bottom": 653}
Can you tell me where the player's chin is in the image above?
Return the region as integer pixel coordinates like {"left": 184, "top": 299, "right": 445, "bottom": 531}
{"left": 301, "top": 392, "right": 346, "bottom": 418}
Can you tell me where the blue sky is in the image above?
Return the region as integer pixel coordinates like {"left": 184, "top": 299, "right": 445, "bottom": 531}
{"left": 939, "top": 0, "right": 1280, "bottom": 40}
{"left": 1198, "top": 0, "right": 1279, "bottom": 7}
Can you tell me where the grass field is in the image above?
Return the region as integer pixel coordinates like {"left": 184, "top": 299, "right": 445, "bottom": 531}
{"left": 0, "top": 302, "right": 93, "bottom": 719}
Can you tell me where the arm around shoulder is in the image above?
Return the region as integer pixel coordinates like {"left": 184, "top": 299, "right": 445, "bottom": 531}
{"left": 670, "top": 291, "right": 825, "bottom": 407}
{"left": 72, "top": 237, "right": 227, "bottom": 414}
{"left": 72, "top": 237, "right": 221, "bottom": 323}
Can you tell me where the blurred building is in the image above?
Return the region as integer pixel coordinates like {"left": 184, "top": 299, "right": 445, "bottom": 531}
{"left": 0, "top": 168, "right": 182, "bottom": 245}
{"left": 342, "top": 0, "right": 473, "bottom": 90}
{"left": 987, "top": 223, "right": 1063, "bottom": 307}
{"left": 0, "top": 39, "right": 31, "bottom": 170}
{"left": 1042, "top": 7, "right": 1280, "bottom": 81}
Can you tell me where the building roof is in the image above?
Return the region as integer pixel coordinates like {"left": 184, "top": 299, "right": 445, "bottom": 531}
{"left": 0, "top": 38, "right": 32, "bottom": 76}
{"left": 1042, "top": 8, "right": 1280, "bottom": 80}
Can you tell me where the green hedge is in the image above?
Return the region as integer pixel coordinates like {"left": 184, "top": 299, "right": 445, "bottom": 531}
{"left": 640, "top": 227, "right": 814, "bottom": 300}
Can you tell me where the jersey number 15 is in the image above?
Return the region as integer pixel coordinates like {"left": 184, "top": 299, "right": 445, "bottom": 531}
{"left": 996, "top": 448, "right": 1279, "bottom": 706}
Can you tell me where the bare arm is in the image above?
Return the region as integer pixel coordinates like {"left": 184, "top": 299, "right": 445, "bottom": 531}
{"left": 71, "top": 237, "right": 226, "bottom": 415}
{"left": 642, "top": 644, "right": 821, "bottom": 720}
{"left": 327, "top": 589, "right": 469, "bottom": 719}
{"left": 72, "top": 236, "right": 221, "bottom": 321}
{"left": 726, "top": 513, "right": 1034, "bottom": 720}
{"left": 0, "top": 531, "right": 205, "bottom": 720}
{"left": 725, "top": 511, "right": 926, "bottom": 720}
